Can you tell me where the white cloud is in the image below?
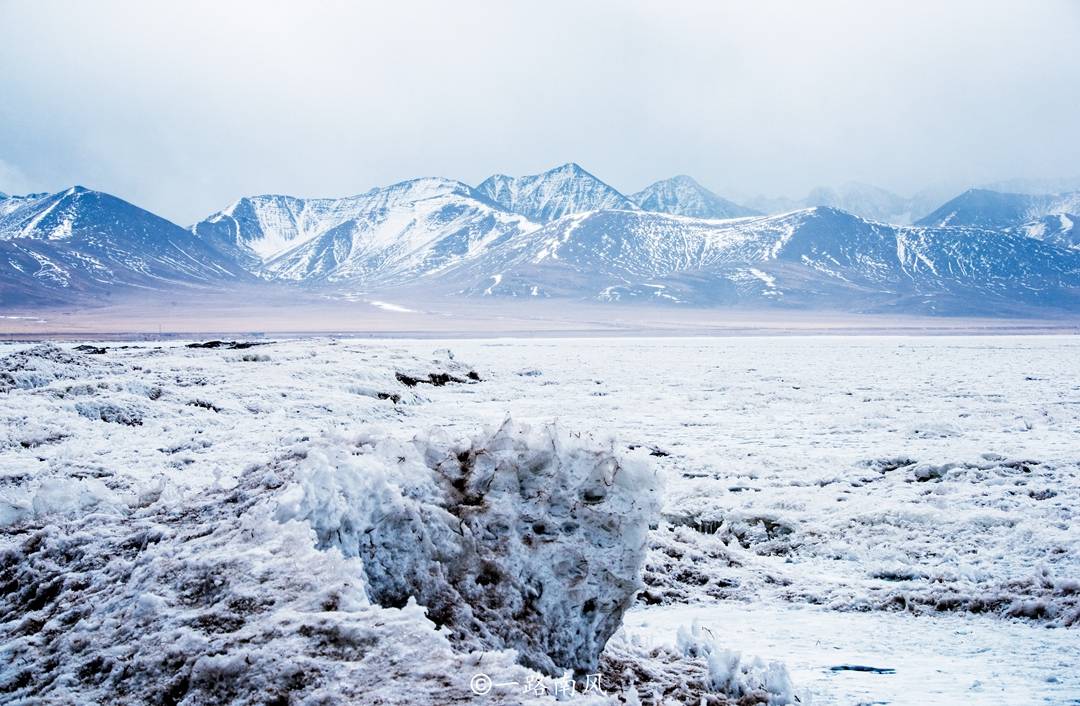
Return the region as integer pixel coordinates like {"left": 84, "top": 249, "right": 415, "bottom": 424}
{"left": 1, "top": 0, "right": 1078, "bottom": 222}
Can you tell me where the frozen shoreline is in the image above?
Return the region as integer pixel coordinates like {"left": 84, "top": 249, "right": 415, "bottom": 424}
{"left": 3, "top": 292, "right": 1079, "bottom": 338}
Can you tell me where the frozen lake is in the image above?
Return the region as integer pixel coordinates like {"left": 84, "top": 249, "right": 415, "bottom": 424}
{"left": 1, "top": 335, "right": 1077, "bottom": 704}
{"left": 380, "top": 335, "right": 1080, "bottom": 704}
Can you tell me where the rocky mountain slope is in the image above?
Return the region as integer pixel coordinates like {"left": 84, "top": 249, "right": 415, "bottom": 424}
{"left": 444, "top": 207, "right": 1080, "bottom": 315}
{"left": 0, "top": 186, "right": 249, "bottom": 305}
{"left": 4, "top": 168, "right": 1080, "bottom": 316}
{"left": 916, "top": 188, "right": 1080, "bottom": 229}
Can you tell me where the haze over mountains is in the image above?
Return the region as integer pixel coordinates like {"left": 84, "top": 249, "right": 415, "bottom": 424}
{"left": 630, "top": 175, "right": 758, "bottom": 220}
{"left": 3, "top": 164, "right": 1080, "bottom": 317}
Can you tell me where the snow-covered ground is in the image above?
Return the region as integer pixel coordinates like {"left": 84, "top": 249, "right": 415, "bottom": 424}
{"left": 2, "top": 336, "right": 1078, "bottom": 704}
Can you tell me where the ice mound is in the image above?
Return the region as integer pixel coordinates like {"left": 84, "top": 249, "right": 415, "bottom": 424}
{"left": 598, "top": 626, "right": 796, "bottom": 705}
{"left": 74, "top": 397, "right": 146, "bottom": 426}
{"left": 0, "top": 447, "right": 614, "bottom": 705}
{"left": 0, "top": 476, "right": 128, "bottom": 525}
{"left": 676, "top": 623, "right": 794, "bottom": 704}
{"left": 639, "top": 524, "right": 750, "bottom": 606}
{"left": 0, "top": 343, "right": 112, "bottom": 393}
{"left": 277, "top": 418, "right": 662, "bottom": 675}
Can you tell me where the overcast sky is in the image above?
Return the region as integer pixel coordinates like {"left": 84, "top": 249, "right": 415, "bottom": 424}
{"left": 2, "top": 0, "right": 1079, "bottom": 223}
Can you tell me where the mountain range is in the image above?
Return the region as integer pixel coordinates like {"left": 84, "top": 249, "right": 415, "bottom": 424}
{"left": 3, "top": 164, "right": 1080, "bottom": 316}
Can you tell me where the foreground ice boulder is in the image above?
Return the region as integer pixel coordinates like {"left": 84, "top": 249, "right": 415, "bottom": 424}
{"left": 2, "top": 419, "right": 654, "bottom": 704}
{"left": 277, "top": 418, "right": 663, "bottom": 676}
{"left": 0, "top": 464, "right": 558, "bottom": 705}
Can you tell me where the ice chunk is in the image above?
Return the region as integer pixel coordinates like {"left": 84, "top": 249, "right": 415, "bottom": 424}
{"left": 0, "top": 461, "right": 587, "bottom": 705}
{"left": 0, "top": 343, "right": 112, "bottom": 392}
{"left": 677, "top": 622, "right": 795, "bottom": 704}
{"left": 277, "top": 418, "right": 662, "bottom": 675}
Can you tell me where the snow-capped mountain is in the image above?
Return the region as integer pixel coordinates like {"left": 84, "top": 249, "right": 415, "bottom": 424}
{"left": 743, "top": 182, "right": 928, "bottom": 224}
{"left": 193, "top": 193, "right": 320, "bottom": 269}
{"left": 0, "top": 187, "right": 248, "bottom": 305}
{"left": 630, "top": 175, "right": 758, "bottom": 219}
{"left": 5, "top": 167, "right": 1080, "bottom": 316}
{"left": 476, "top": 162, "right": 637, "bottom": 223}
{"left": 447, "top": 207, "right": 1080, "bottom": 314}
{"left": 0, "top": 191, "right": 51, "bottom": 219}
{"left": 916, "top": 188, "right": 1080, "bottom": 229}
{"left": 192, "top": 178, "right": 535, "bottom": 287}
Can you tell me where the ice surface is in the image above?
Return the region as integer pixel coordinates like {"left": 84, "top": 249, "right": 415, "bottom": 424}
{"left": 373, "top": 335, "right": 1080, "bottom": 703}
{"left": 625, "top": 602, "right": 1080, "bottom": 704}
{"left": 2, "top": 335, "right": 1078, "bottom": 704}
{"left": 0, "top": 340, "right": 662, "bottom": 704}
{"left": 392, "top": 336, "right": 1080, "bottom": 628}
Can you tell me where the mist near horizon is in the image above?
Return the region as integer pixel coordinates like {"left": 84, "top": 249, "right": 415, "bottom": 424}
{"left": 2, "top": 0, "right": 1079, "bottom": 224}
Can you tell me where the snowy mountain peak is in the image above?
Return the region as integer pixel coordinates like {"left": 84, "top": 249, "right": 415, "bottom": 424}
{"left": 914, "top": 188, "right": 1065, "bottom": 229}
{"left": 800, "top": 204, "right": 864, "bottom": 221}
{"left": 357, "top": 176, "right": 479, "bottom": 205}
{"left": 667, "top": 174, "right": 705, "bottom": 188}
{"left": 192, "top": 177, "right": 494, "bottom": 266}
{"left": 0, "top": 186, "right": 248, "bottom": 303}
{"left": 631, "top": 175, "right": 758, "bottom": 220}
{"left": 0, "top": 186, "right": 122, "bottom": 242}
{"left": 549, "top": 161, "right": 588, "bottom": 175}
{"left": 476, "top": 163, "right": 637, "bottom": 223}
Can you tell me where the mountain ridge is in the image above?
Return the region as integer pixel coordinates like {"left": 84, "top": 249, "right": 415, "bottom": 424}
{"left": 915, "top": 188, "right": 1080, "bottom": 229}
{"left": 741, "top": 182, "right": 932, "bottom": 225}
{"left": 476, "top": 162, "right": 638, "bottom": 223}
{"left": 442, "top": 206, "right": 1080, "bottom": 314}
{"left": 630, "top": 175, "right": 759, "bottom": 219}
{"left": 4, "top": 168, "right": 1080, "bottom": 316}
{"left": 0, "top": 186, "right": 250, "bottom": 304}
